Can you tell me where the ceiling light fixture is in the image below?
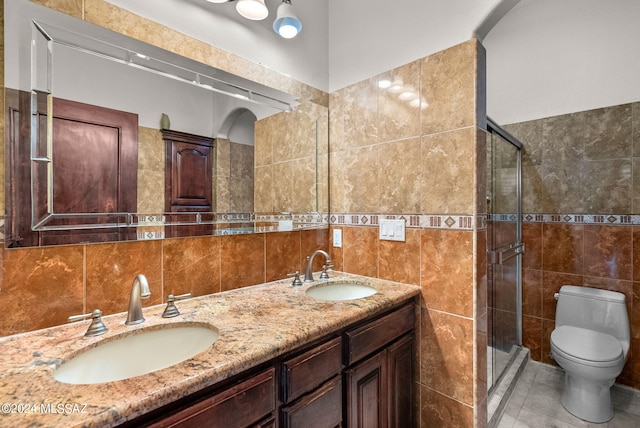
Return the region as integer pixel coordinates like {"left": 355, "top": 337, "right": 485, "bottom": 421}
{"left": 235, "top": 0, "right": 269, "bottom": 21}
{"left": 207, "top": 0, "right": 302, "bottom": 39}
{"left": 273, "top": 0, "right": 302, "bottom": 39}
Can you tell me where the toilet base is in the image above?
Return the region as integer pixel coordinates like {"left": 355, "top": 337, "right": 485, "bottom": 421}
{"left": 561, "top": 371, "right": 614, "bottom": 424}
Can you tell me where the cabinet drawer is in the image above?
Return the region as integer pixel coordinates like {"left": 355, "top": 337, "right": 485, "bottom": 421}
{"left": 281, "top": 375, "right": 342, "bottom": 428}
{"left": 345, "top": 303, "right": 415, "bottom": 366}
{"left": 153, "top": 368, "right": 275, "bottom": 428}
{"left": 282, "top": 336, "right": 343, "bottom": 403}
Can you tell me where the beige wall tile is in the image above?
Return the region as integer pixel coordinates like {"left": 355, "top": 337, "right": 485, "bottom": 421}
{"left": 253, "top": 166, "right": 273, "bottom": 212}
{"left": 421, "top": 128, "right": 476, "bottom": 214}
{"left": 137, "top": 127, "right": 164, "bottom": 213}
{"left": 230, "top": 142, "right": 254, "bottom": 180}
{"left": 377, "top": 61, "right": 421, "bottom": 142}
{"left": 337, "top": 78, "right": 378, "bottom": 149}
{"left": 216, "top": 138, "right": 231, "bottom": 179}
{"left": 291, "top": 157, "right": 316, "bottom": 213}
{"left": 254, "top": 122, "right": 273, "bottom": 168}
{"left": 330, "top": 146, "right": 379, "bottom": 213}
{"left": 229, "top": 177, "right": 254, "bottom": 212}
{"left": 378, "top": 138, "right": 422, "bottom": 213}
{"left": 420, "top": 40, "right": 478, "bottom": 136}
{"left": 272, "top": 162, "right": 294, "bottom": 212}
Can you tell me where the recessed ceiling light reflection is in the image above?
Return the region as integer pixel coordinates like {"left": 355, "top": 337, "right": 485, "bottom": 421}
{"left": 387, "top": 77, "right": 404, "bottom": 93}
{"left": 378, "top": 79, "right": 392, "bottom": 89}
{"left": 410, "top": 98, "right": 429, "bottom": 109}
{"left": 398, "top": 86, "right": 418, "bottom": 101}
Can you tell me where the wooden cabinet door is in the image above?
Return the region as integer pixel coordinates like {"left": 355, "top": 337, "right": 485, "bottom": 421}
{"left": 387, "top": 335, "right": 414, "bottom": 428}
{"left": 345, "top": 351, "right": 388, "bottom": 428}
{"left": 162, "top": 129, "right": 215, "bottom": 238}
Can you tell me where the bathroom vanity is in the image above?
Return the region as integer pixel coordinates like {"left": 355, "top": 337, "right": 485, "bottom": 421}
{"left": 0, "top": 273, "right": 419, "bottom": 427}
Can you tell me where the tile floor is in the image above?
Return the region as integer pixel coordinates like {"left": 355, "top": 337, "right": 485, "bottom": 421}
{"left": 496, "top": 361, "right": 640, "bottom": 427}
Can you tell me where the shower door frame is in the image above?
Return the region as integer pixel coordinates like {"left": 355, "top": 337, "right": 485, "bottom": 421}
{"left": 486, "top": 118, "right": 523, "bottom": 394}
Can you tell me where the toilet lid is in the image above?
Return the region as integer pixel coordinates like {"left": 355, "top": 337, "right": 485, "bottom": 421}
{"left": 551, "top": 326, "right": 623, "bottom": 363}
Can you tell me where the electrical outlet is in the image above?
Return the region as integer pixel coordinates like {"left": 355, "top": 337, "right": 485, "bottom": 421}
{"left": 333, "top": 228, "right": 342, "bottom": 247}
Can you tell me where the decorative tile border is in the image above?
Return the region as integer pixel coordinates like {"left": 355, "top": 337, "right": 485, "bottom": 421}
{"left": 328, "top": 213, "right": 477, "bottom": 231}
{"left": 491, "top": 214, "right": 640, "bottom": 225}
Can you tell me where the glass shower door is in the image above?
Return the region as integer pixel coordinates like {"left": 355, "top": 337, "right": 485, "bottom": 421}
{"left": 487, "top": 124, "right": 523, "bottom": 392}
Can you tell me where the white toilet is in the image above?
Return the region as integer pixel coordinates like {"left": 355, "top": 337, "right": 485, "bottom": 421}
{"left": 550, "top": 285, "right": 630, "bottom": 423}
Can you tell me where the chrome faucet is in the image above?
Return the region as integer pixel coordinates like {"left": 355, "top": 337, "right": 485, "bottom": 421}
{"left": 304, "top": 249, "right": 332, "bottom": 282}
{"left": 125, "top": 274, "right": 151, "bottom": 325}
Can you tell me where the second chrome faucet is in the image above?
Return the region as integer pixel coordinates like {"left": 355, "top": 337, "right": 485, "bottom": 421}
{"left": 304, "top": 249, "right": 333, "bottom": 282}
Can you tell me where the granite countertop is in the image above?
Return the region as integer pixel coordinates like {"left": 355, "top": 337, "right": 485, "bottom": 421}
{"left": 0, "top": 272, "right": 420, "bottom": 427}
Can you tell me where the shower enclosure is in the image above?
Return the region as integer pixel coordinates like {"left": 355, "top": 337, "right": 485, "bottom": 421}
{"left": 486, "top": 119, "right": 525, "bottom": 424}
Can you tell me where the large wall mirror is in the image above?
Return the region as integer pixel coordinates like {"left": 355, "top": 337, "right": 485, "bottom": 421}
{"left": 4, "top": 0, "right": 328, "bottom": 247}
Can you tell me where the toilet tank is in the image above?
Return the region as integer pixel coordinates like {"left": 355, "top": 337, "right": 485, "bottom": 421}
{"left": 555, "top": 285, "right": 630, "bottom": 344}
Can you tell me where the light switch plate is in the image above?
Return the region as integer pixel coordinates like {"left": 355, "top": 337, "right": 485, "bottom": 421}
{"left": 379, "top": 219, "right": 405, "bottom": 242}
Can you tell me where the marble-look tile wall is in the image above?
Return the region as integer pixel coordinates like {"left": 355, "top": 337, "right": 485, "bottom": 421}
{"left": 505, "top": 103, "right": 640, "bottom": 390}
{"left": 254, "top": 100, "right": 329, "bottom": 214}
{"left": 0, "top": 228, "right": 329, "bottom": 336}
{"left": 329, "top": 40, "right": 488, "bottom": 427}
{"left": 137, "top": 127, "right": 165, "bottom": 214}
{"left": 215, "top": 138, "right": 254, "bottom": 212}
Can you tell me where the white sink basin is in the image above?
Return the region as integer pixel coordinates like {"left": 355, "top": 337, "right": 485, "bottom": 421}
{"left": 306, "top": 282, "right": 377, "bottom": 301}
{"left": 54, "top": 325, "right": 219, "bottom": 384}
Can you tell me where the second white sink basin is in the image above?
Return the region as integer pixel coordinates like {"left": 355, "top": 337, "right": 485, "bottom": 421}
{"left": 54, "top": 325, "right": 219, "bottom": 384}
{"left": 306, "top": 282, "right": 377, "bottom": 301}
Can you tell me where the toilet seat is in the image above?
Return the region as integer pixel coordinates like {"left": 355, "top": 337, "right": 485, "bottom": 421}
{"left": 551, "top": 326, "right": 624, "bottom": 367}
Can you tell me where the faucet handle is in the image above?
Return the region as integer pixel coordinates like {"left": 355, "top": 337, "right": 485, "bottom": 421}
{"left": 162, "top": 293, "right": 192, "bottom": 318}
{"left": 287, "top": 271, "right": 303, "bottom": 287}
{"left": 319, "top": 264, "right": 333, "bottom": 280}
{"left": 68, "top": 309, "right": 108, "bottom": 337}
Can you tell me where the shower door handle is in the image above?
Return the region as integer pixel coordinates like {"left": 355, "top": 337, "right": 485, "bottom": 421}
{"left": 488, "top": 242, "right": 524, "bottom": 265}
